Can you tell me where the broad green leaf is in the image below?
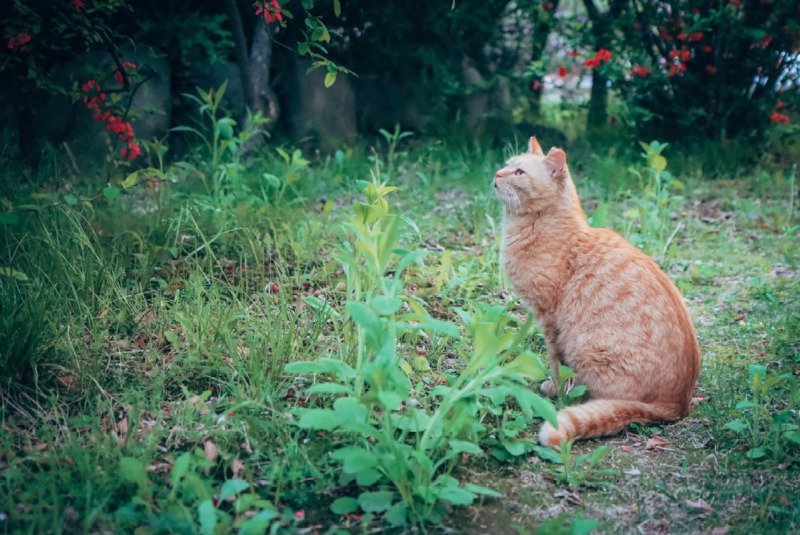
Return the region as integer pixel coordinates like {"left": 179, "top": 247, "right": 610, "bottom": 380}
{"left": 385, "top": 501, "right": 407, "bottom": 526}
{"left": 356, "top": 468, "right": 382, "bottom": 486}
{"left": 532, "top": 445, "right": 564, "bottom": 464}
{"left": 324, "top": 72, "right": 337, "bottom": 88}
{"left": 501, "top": 438, "right": 527, "bottom": 456}
{"left": 448, "top": 440, "right": 482, "bottom": 455}
{"left": 330, "top": 497, "right": 359, "bottom": 514}
{"left": 437, "top": 486, "right": 476, "bottom": 506}
{"left": 735, "top": 400, "right": 758, "bottom": 409}
{"left": 170, "top": 452, "right": 192, "bottom": 488}
{"left": 390, "top": 409, "right": 431, "bottom": 432}
{"left": 63, "top": 194, "right": 78, "bottom": 206}
{"left": 219, "top": 479, "right": 249, "bottom": 501}
{"left": 332, "top": 0, "right": 341, "bottom": 17}
{"left": 725, "top": 419, "right": 747, "bottom": 433}
{"left": 120, "top": 171, "right": 140, "bottom": 189}
{"left": 358, "top": 490, "right": 394, "bottom": 513}
{"left": 305, "top": 383, "right": 352, "bottom": 395}
{"left": 331, "top": 446, "right": 376, "bottom": 474}
{"left": 567, "top": 384, "right": 588, "bottom": 398}
{"left": 197, "top": 500, "right": 217, "bottom": 535}
{"left": 371, "top": 294, "right": 403, "bottom": 316}
{"left": 463, "top": 483, "right": 503, "bottom": 498}
{"left": 297, "top": 41, "right": 310, "bottom": 55}
{"left": 333, "top": 397, "right": 367, "bottom": 423}
{"left": 216, "top": 118, "right": 234, "bottom": 140}
{"left": 345, "top": 301, "right": 381, "bottom": 333}
{"left": 745, "top": 446, "right": 766, "bottom": 459}
{"left": 502, "top": 353, "right": 546, "bottom": 381}
{"left": 420, "top": 318, "right": 460, "bottom": 338}
{"left": 377, "top": 390, "right": 404, "bottom": 411}
{"left": 297, "top": 408, "right": 340, "bottom": 430}
{"left": 103, "top": 185, "right": 121, "bottom": 201}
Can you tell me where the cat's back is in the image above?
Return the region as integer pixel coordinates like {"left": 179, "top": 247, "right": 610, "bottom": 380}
{"left": 563, "top": 227, "right": 690, "bottom": 334}
{"left": 557, "top": 227, "right": 700, "bottom": 409}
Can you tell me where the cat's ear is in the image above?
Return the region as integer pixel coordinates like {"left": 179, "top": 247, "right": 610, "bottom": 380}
{"left": 544, "top": 147, "right": 567, "bottom": 177}
{"left": 529, "top": 136, "right": 544, "bottom": 156}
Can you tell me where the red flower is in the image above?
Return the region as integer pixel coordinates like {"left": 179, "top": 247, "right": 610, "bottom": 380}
{"left": 776, "top": 101, "right": 786, "bottom": 109}
{"left": 677, "top": 33, "right": 687, "bottom": 40}
{"left": 705, "top": 65, "right": 717, "bottom": 74}
{"left": 770, "top": 112, "right": 790, "bottom": 125}
{"left": 72, "top": 0, "right": 84, "bottom": 11}
{"left": 659, "top": 28, "right": 673, "bottom": 41}
{"left": 557, "top": 66, "right": 567, "bottom": 77}
{"left": 633, "top": 65, "right": 651, "bottom": 77}
{"left": 294, "top": 510, "right": 305, "bottom": 521}
{"left": 120, "top": 141, "right": 142, "bottom": 160}
{"left": 255, "top": 0, "right": 283, "bottom": 23}
{"left": 271, "top": 283, "right": 280, "bottom": 292}
{"left": 595, "top": 49, "right": 612, "bottom": 63}
{"left": 759, "top": 35, "right": 773, "bottom": 48}
{"left": 7, "top": 32, "right": 32, "bottom": 51}
{"left": 543, "top": 2, "right": 554, "bottom": 10}
{"left": 583, "top": 58, "right": 599, "bottom": 68}
{"left": 531, "top": 79, "right": 541, "bottom": 90}
{"left": 688, "top": 32, "right": 703, "bottom": 42}
{"left": 113, "top": 61, "right": 137, "bottom": 86}
{"left": 729, "top": 0, "right": 742, "bottom": 8}
{"left": 702, "top": 45, "right": 713, "bottom": 53}
{"left": 568, "top": 50, "right": 579, "bottom": 58}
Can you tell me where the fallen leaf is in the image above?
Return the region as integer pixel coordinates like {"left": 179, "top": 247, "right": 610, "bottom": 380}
{"left": 56, "top": 375, "right": 77, "bottom": 390}
{"left": 231, "top": 458, "right": 245, "bottom": 478}
{"left": 203, "top": 439, "right": 219, "bottom": 462}
{"left": 116, "top": 417, "right": 129, "bottom": 446}
{"left": 645, "top": 435, "right": 671, "bottom": 451}
{"left": 684, "top": 498, "right": 713, "bottom": 513}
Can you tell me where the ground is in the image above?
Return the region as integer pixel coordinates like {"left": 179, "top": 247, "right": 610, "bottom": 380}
{"left": 1, "top": 144, "right": 797, "bottom": 533}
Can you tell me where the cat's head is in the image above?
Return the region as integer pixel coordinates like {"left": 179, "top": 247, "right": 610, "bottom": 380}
{"left": 493, "top": 137, "right": 574, "bottom": 215}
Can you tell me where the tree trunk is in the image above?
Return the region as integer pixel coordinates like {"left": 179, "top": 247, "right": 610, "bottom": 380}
{"left": 226, "top": 0, "right": 256, "bottom": 116}
{"left": 249, "top": 21, "right": 280, "bottom": 127}
{"left": 529, "top": 1, "right": 560, "bottom": 120}
{"left": 582, "top": 0, "right": 623, "bottom": 135}
{"left": 587, "top": 67, "right": 608, "bottom": 131}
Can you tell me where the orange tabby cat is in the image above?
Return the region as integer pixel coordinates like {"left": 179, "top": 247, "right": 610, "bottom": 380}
{"left": 494, "top": 137, "right": 701, "bottom": 448}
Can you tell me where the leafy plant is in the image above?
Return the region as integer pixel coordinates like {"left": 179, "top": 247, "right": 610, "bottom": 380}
{"left": 622, "top": 141, "right": 684, "bottom": 260}
{"left": 285, "top": 177, "right": 558, "bottom": 526}
{"left": 725, "top": 364, "right": 800, "bottom": 461}
{"left": 533, "top": 441, "right": 615, "bottom": 489}
{"left": 172, "top": 83, "right": 268, "bottom": 208}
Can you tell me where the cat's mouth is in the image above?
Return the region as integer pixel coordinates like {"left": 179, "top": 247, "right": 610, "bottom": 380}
{"left": 493, "top": 181, "right": 522, "bottom": 210}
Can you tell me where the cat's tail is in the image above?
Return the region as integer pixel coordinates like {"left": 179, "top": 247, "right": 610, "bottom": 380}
{"left": 538, "top": 399, "right": 682, "bottom": 448}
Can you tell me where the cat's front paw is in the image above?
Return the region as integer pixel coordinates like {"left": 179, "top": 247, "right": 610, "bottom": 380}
{"left": 540, "top": 379, "right": 557, "bottom": 398}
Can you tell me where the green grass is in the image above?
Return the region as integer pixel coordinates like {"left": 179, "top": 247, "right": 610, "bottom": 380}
{"left": 0, "top": 134, "right": 798, "bottom": 533}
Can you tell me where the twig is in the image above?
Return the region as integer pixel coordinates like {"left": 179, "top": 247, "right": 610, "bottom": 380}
{"left": 62, "top": 141, "right": 81, "bottom": 176}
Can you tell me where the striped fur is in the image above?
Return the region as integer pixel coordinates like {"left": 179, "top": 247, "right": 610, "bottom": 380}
{"left": 538, "top": 400, "right": 680, "bottom": 448}
{"left": 494, "top": 139, "right": 701, "bottom": 448}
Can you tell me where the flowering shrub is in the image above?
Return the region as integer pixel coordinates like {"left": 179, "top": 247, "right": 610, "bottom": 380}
{"left": 81, "top": 78, "right": 141, "bottom": 161}
{"left": 608, "top": 0, "right": 799, "bottom": 139}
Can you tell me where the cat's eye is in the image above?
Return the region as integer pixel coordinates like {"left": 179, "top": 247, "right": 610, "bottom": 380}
{"left": 515, "top": 169, "right": 524, "bottom": 176}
